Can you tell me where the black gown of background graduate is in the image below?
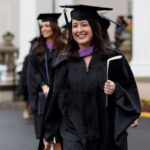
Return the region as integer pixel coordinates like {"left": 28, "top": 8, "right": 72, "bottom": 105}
{"left": 15, "top": 55, "right": 29, "bottom": 101}
{"left": 42, "top": 49, "right": 141, "bottom": 150}
{"left": 27, "top": 41, "right": 55, "bottom": 139}
{"left": 15, "top": 38, "right": 39, "bottom": 101}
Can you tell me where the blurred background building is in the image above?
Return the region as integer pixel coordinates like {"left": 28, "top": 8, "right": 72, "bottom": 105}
{"left": 0, "top": 0, "right": 150, "bottom": 100}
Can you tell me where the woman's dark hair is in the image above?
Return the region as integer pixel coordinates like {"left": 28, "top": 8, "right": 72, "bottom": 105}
{"left": 66, "top": 19, "right": 109, "bottom": 59}
{"left": 34, "top": 21, "right": 66, "bottom": 61}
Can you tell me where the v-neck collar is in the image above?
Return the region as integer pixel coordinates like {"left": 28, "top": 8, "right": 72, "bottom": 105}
{"left": 81, "top": 52, "right": 98, "bottom": 73}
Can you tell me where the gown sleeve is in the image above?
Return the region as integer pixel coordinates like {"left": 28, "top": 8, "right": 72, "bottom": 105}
{"left": 43, "top": 62, "right": 68, "bottom": 141}
{"left": 109, "top": 55, "right": 141, "bottom": 146}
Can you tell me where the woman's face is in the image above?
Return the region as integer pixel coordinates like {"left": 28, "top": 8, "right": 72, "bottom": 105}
{"left": 40, "top": 21, "right": 53, "bottom": 39}
{"left": 72, "top": 19, "right": 93, "bottom": 49}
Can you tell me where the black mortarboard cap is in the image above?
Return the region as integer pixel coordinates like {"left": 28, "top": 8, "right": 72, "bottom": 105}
{"left": 60, "top": 5, "right": 113, "bottom": 20}
{"left": 37, "top": 13, "right": 61, "bottom": 23}
{"left": 99, "top": 14, "right": 121, "bottom": 30}
{"left": 99, "top": 16, "right": 110, "bottom": 30}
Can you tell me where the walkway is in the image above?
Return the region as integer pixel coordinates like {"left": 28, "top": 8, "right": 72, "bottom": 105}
{"left": 0, "top": 101, "right": 149, "bottom": 150}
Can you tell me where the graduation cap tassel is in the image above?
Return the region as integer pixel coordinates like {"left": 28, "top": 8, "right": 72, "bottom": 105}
{"left": 63, "top": 7, "right": 71, "bottom": 47}
{"left": 63, "top": 8, "right": 69, "bottom": 29}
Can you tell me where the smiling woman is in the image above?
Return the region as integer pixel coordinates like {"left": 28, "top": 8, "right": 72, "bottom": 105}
{"left": 39, "top": 4, "right": 141, "bottom": 150}
{"left": 72, "top": 20, "right": 93, "bottom": 49}
{"left": 27, "top": 13, "right": 66, "bottom": 150}
{"left": 39, "top": 21, "right": 54, "bottom": 39}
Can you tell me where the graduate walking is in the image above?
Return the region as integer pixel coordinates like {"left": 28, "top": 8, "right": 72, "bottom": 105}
{"left": 40, "top": 5, "right": 141, "bottom": 150}
{"left": 27, "top": 13, "right": 66, "bottom": 150}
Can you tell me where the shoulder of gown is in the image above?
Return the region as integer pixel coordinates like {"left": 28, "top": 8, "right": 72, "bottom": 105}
{"left": 52, "top": 53, "right": 69, "bottom": 68}
{"left": 107, "top": 48, "right": 123, "bottom": 58}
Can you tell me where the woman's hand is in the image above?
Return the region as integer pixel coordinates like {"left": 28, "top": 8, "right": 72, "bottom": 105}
{"left": 42, "top": 85, "right": 50, "bottom": 97}
{"left": 131, "top": 119, "right": 139, "bottom": 127}
{"left": 104, "top": 80, "right": 116, "bottom": 95}
{"left": 43, "top": 139, "right": 53, "bottom": 150}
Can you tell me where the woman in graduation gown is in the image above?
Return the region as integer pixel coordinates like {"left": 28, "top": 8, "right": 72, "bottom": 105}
{"left": 27, "top": 13, "right": 66, "bottom": 145}
{"left": 41, "top": 5, "right": 141, "bottom": 150}
{"left": 15, "top": 37, "right": 40, "bottom": 120}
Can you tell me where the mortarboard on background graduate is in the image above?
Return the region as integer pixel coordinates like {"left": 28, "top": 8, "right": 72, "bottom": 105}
{"left": 37, "top": 13, "right": 61, "bottom": 24}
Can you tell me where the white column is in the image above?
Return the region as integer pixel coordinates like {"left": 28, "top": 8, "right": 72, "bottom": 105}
{"left": 6, "top": 0, "right": 11, "bottom": 31}
{"left": 55, "top": 0, "right": 74, "bottom": 26}
{"left": 17, "top": 0, "right": 37, "bottom": 71}
{"left": 130, "top": 0, "right": 150, "bottom": 77}
{"left": 36, "top": 0, "right": 53, "bottom": 13}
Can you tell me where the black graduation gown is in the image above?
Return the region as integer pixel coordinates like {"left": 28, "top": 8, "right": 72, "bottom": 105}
{"left": 16, "top": 38, "right": 39, "bottom": 101}
{"left": 28, "top": 50, "right": 55, "bottom": 112}
{"left": 42, "top": 49, "right": 141, "bottom": 150}
{"left": 15, "top": 55, "right": 30, "bottom": 101}
{"left": 27, "top": 49, "right": 55, "bottom": 139}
